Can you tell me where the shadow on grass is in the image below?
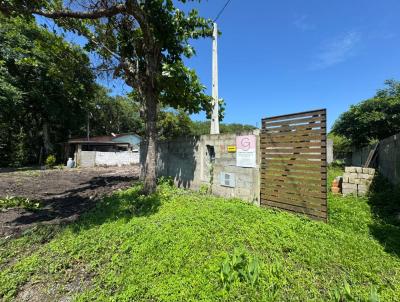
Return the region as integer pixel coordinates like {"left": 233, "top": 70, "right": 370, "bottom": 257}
{"left": 368, "top": 174, "right": 400, "bottom": 257}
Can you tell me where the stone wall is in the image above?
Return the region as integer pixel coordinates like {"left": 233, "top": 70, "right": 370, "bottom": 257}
{"left": 342, "top": 166, "right": 375, "bottom": 196}
{"left": 146, "top": 131, "right": 260, "bottom": 203}
{"left": 351, "top": 133, "right": 400, "bottom": 185}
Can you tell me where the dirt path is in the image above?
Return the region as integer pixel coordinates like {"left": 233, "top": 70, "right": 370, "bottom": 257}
{"left": 0, "top": 166, "right": 140, "bottom": 238}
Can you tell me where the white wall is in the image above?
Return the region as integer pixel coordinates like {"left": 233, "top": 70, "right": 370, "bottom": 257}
{"left": 80, "top": 151, "right": 139, "bottom": 167}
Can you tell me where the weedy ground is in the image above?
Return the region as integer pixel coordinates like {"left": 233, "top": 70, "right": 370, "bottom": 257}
{"left": 0, "top": 168, "right": 399, "bottom": 301}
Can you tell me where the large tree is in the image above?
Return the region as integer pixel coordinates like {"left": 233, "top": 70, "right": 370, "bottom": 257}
{"left": 1, "top": 0, "right": 216, "bottom": 193}
{"left": 332, "top": 80, "right": 400, "bottom": 147}
{"left": 0, "top": 15, "right": 96, "bottom": 166}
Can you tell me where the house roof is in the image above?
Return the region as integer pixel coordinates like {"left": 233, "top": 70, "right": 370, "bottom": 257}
{"left": 67, "top": 140, "right": 130, "bottom": 145}
{"left": 112, "top": 132, "right": 141, "bottom": 138}
{"left": 68, "top": 133, "right": 141, "bottom": 144}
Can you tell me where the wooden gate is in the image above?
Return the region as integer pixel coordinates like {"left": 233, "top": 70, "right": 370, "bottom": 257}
{"left": 260, "top": 109, "right": 327, "bottom": 221}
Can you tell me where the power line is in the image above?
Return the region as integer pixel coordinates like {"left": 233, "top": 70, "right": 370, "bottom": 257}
{"left": 213, "top": 0, "right": 233, "bottom": 22}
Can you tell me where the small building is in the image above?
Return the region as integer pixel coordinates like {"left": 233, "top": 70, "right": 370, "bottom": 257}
{"left": 67, "top": 133, "right": 141, "bottom": 167}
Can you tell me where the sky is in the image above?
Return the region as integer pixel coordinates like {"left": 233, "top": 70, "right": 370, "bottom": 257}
{"left": 38, "top": 0, "right": 400, "bottom": 130}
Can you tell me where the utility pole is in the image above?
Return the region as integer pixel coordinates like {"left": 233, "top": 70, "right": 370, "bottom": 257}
{"left": 210, "top": 22, "right": 220, "bottom": 134}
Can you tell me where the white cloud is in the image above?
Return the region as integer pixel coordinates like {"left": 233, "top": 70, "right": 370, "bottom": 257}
{"left": 293, "top": 14, "right": 314, "bottom": 31}
{"left": 311, "top": 31, "right": 361, "bottom": 70}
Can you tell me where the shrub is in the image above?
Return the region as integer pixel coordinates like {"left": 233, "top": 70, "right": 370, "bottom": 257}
{"left": 45, "top": 154, "right": 56, "bottom": 168}
{"left": 198, "top": 184, "right": 210, "bottom": 195}
{"left": 220, "top": 248, "right": 261, "bottom": 290}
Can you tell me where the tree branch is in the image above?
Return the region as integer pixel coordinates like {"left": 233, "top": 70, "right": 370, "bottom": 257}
{"left": 31, "top": 4, "right": 127, "bottom": 20}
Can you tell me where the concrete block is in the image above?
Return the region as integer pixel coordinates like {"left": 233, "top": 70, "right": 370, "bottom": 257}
{"left": 342, "top": 176, "right": 349, "bottom": 183}
{"left": 358, "top": 183, "right": 369, "bottom": 190}
{"left": 236, "top": 188, "right": 252, "bottom": 197}
{"left": 342, "top": 188, "right": 356, "bottom": 196}
{"left": 356, "top": 178, "right": 364, "bottom": 185}
{"left": 359, "top": 179, "right": 372, "bottom": 185}
{"left": 342, "top": 183, "right": 357, "bottom": 190}
{"left": 345, "top": 167, "right": 356, "bottom": 173}
{"left": 348, "top": 177, "right": 357, "bottom": 184}
{"left": 238, "top": 174, "right": 253, "bottom": 183}
{"left": 342, "top": 172, "right": 351, "bottom": 179}
{"left": 357, "top": 184, "right": 369, "bottom": 196}
{"left": 359, "top": 173, "right": 373, "bottom": 180}
{"left": 355, "top": 167, "right": 363, "bottom": 173}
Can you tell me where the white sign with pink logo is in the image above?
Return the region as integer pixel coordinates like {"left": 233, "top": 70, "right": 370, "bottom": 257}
{"left": 236, "top": 135, "right": 256, "bottom": 168}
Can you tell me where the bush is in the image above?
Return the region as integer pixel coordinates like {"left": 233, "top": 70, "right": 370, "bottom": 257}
{"left": 45, "top": 154, "right": 56, "bottom": 168}
{"left": 329, "top": 159, "right": 345, "bottom": 168}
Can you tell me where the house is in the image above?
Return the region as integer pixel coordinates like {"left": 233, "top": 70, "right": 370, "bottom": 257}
{"left": 67, "top": 133, "right": 141, "bottom": 167}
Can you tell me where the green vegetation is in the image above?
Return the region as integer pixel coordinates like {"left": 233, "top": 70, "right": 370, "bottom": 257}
{"left": 332, "top": 79, "right": 400, "bottom": 147}
{"left": 328, "top": 133, "right": 352, "bottom": 161}
{"left": 1, "top": 169, "right": 400, "bottom": 301}
{"left": 0, "top": 16, "right": 96, "bottom": 167}
{"left": 44, "top": 155, "right": 56, "bottom": 168}
{"left": 0, "top": 14, "right": 249, "bottom": 168}
{"left": 1, "top": 0, "right": 220, "bottom": 193}
{"left": 157, "top": 114, "right": 257, "bottom": 140}
{"left": 190, "top": 121, "right": 256, "bottom": 136}
{"left": 0, "top": 196, "right": 41, "bottom": 210}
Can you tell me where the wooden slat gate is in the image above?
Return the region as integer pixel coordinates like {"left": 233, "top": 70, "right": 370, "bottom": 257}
{"left": 260, "top": 109, "right": 327, "bottom": 221}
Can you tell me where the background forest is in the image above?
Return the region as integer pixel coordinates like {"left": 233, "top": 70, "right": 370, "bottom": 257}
{"left": 0, "top": 16, "right": 254, "bottom": 167}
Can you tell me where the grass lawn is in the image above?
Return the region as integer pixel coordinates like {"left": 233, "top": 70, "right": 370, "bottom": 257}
{"left": 1, "top": 168, "right": 400, "bottom": 301}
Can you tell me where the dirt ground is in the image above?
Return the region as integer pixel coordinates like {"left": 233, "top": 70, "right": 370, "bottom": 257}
{"left": 0, "top": 166, "right": 140, "bottom": 238}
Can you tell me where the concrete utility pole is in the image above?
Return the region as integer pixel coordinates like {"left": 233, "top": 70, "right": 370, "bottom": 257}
{"left": 210, "top": 22, "right": 220, "bottom": 134}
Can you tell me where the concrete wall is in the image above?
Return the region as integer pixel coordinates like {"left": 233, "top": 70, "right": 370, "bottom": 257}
{"left": 80, "top": 151, "right": 96, "bottom": 167}
{"left": 79, "top": 151, "right": 139, "bottom": 168}
{"left": 351, "top": 133, "right": 400, "bottom": 185}
{"left": 145, "top": 131, "right": 260, "bottom": 203}
{"left": 327, "top": 139, "right": 333, "bottom": 164}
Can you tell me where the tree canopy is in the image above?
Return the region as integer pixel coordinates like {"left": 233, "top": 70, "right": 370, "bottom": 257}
{"left": 190, "top": 121, "right": 256, "bottom": 136}
{"left": 0, "top": 15, "right": 96, "bottom": 166}
{"left": 0, "top": 0, "right": 219, "bottom": 192}
{"left": 331, "top": 80, "right": 400, "bottom": 147}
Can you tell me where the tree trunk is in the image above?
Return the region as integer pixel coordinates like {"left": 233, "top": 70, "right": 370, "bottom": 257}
{"left": 42, "top": 121, "right": 53, "bottom": 156}
{"left": 141, "top": 89, "right": 158, "bottom": 194}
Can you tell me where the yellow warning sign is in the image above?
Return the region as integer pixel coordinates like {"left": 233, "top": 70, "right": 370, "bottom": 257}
{"left": 227, "top": 146, "right": 237, "bottom": 152}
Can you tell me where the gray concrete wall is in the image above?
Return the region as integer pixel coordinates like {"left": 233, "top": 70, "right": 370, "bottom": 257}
{"left": 327, "top": 139, "right": 333, "bottom": 164}
{"left": 145, "top": 131, "right": 260, "bottom": 203}
{"left": 80, "top": 151, "right": 96, "bottom": 167}
{"left": 351, "top": 133, "right": 400, "bottom": 185}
